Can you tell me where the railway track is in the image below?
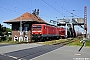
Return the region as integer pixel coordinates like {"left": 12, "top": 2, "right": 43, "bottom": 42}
{"left": 53, "top": 39, "right": 74, "bottom": 46}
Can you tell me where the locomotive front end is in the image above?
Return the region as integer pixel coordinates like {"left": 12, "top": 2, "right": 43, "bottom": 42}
{"left": 31, "top": 24, "right": 42, "bottom": 41}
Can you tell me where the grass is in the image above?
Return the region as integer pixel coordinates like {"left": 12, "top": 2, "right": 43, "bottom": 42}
{"left": 67, "top": 40, "right": 82, "bottom": 46}
{"left": 84, "top": 40, "right": 90, "bottom": 46}
{"left": 37, "top": 37, "right": 90, "bottom": 47}
{"left": 0, "top": 37, "right": 90, "bottom": 47}
{"left": 37, "top": 39, "right": 68, "bottom": 45}
{"left": 0, "top": 40, "right": 23, "bottom": 44}
{"left": 0, "top": 39, "right": 69, "bottom": 45}
{"left": 67, "top": 38, "right": 90, "bottom": 47}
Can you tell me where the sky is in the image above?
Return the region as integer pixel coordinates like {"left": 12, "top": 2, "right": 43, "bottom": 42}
{"left": 0, "top": 0, "right": 90, "bottom": 33}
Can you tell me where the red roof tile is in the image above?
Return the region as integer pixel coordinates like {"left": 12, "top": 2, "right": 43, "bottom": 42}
{"left": 4, "top": 12, "right": 46, "bottom": 23}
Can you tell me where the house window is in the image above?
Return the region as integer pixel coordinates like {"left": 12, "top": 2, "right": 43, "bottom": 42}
{"left": 24, "top": 24, "right": 29, "bottom": 32}
{"left": 24, "top": 27, "right": 28, "bottom": 31}
{"left": 13, "top": 26, "right": 19, "bottom": 30}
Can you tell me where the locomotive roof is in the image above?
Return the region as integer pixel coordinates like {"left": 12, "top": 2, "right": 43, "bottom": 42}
{"left": 32, "top": 23, "right": 57, "bottom": 27}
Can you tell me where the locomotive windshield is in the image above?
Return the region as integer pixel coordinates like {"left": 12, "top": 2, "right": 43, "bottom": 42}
{"left": 32, "top": 25, "right": 42, "bottom": 28}
{"left": 32, "top": 25, "right": 42, "bottom": 31}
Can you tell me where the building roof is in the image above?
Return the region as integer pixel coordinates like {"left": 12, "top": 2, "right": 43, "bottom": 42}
{"left": 4, "top": 12, "right": 46, "bottom": 24}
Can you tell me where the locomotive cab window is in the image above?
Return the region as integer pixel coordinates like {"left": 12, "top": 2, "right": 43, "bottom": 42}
{"left": 32, "top": 25, "right": 42, "bottom": 28}
{"left": 32, "top": 25, "right": 42, "bottom": 31}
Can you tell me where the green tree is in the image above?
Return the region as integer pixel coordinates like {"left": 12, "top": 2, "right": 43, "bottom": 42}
{"left": 0, "top": 24, "right": 11, "bottom": 41}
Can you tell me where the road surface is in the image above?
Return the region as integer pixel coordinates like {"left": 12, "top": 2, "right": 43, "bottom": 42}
{"left": 0, "top": 43, "right": 90, "bottom": 60}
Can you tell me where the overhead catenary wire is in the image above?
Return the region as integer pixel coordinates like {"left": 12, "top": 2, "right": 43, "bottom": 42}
{"left": 0, "top": 0, "right": 40, "bottom": 20}
{"left": 0, "top": 0, "right": 68, "bottom": 20}
{"left": 35, "top": 0, "right": 59, "bottom": 19}
{"left": 0, "top": 0, "right": 27, "bottom": 12}
{"left": 0, "top": 6, "right": 22, "bottom": 14}
{"left": 52, "top": 0, "right": 81, "bottom": 18}
{"left": 62, "top": 0, "right": 66, "bottom": 15}
{"left": 14, "top": 0, "right": 32, "bottom": 13}
{"left": 0, "top": 0, "right": 82, "bottom": 19}
{"left": 0, "top": 0, "right": 81, "bottom": 20}
{"left": 42, "top": 0, "right": 66, "bottom": 17}
{"left": 14, "top": 0, "right": 52, "bottom": 19}
{"left": 0, "top": 0, "right": 26, "bottom": 42}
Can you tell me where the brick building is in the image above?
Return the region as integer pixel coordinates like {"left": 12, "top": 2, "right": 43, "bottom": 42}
{"left": 4, "top": 12, "right": 46, "bottom": 42}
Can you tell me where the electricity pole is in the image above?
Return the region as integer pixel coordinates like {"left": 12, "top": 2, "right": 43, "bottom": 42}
{"left": 65, "top": 23, "right": 67, "bottom": 38}
{"left": 19, "top": 16, "right": 23, "bottom": 42}
{"left": 84, "top": 6, "right": 87, "bottom": 38}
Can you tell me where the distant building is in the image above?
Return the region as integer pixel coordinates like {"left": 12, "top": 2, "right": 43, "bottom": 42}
{"left": 4, "top": 12, "right": 46, "bottom": 42}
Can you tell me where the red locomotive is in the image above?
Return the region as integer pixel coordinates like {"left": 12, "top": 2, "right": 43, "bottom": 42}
{"left": 31, "top": 24, "right": 66, "bottom": 41}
